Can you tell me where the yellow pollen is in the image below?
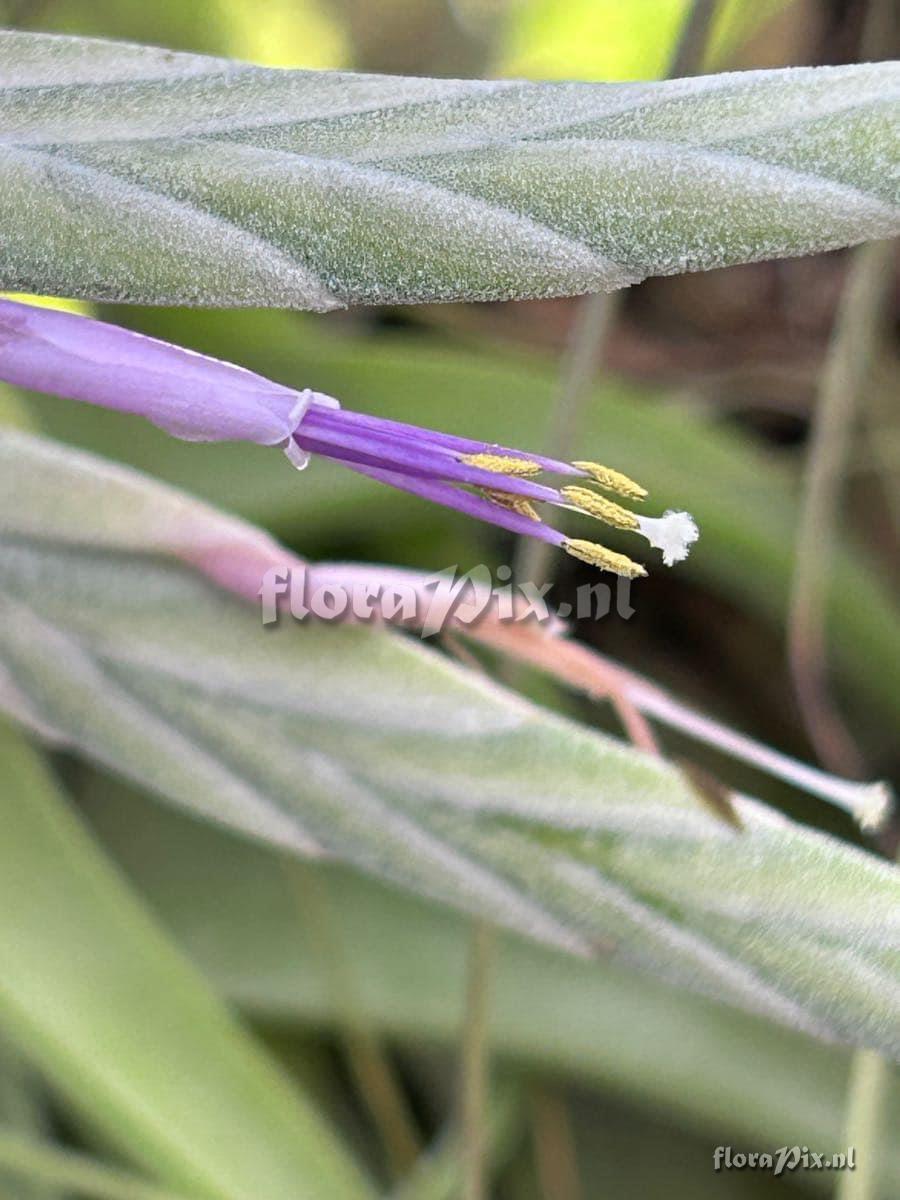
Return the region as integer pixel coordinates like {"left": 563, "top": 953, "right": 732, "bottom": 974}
{"left": 461, "top": 453, "right": 543, "bottom": 476}
{"left": 563, "top": 538, "right": 647, "bottom": 578}
{"left": 571, "top": 462, "right": 647, "bottom": 500}
{"left": 479, "top": 488, "right": 541, "bottom": 521}
{"left": 560, "top": 486, "right": 638, "bottom": 530}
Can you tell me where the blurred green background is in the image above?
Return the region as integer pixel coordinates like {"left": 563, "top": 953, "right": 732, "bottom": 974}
{"left": 1, "top": 1, "right": 897, "bottom": 1198}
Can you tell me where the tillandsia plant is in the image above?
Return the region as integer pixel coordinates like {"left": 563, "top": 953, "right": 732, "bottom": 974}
{"left": 0, "top": 297, "right": 699, "bottom": 578}
{"left": 0, "top": 19, "right": 899, "bottom": 1200}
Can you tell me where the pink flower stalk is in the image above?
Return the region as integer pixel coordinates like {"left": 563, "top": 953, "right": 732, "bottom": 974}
{"left": 0, "top": 297, "right": 698, "bottom": 576}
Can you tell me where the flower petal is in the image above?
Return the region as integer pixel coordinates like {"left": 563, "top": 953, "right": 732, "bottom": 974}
{"left": 0, "top": 298, "right": 334, "bottom": 444}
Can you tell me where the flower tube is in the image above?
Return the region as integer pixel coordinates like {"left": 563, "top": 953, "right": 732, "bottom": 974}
{"left": 0, "top": 297, "right": 698, "bottom": 576}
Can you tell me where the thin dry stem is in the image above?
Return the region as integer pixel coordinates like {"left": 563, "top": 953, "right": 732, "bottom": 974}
{"left": 460, "top": 921, "right": 495, "bottom": 1200}
{"left": 787, "top": 241, "right": 894, "bottom": 775}
{"left": 669, "top": 0, "right": 718, "bottom": 76}
{"left": 283, "top": 863, "right": 421, "bottom": 1180}
{"left": 529, "top": 1084, "right": 584, "bottom": 1200}
{"left": 835, "top": 1049, "right": 890, "bottom": 1200}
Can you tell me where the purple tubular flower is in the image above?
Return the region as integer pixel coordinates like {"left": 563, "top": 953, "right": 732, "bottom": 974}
{"left": 0, "top": 297, "right": 332, "bottom": 443}
{"left": 293, "top": 408, "right": 699, "bottom": 578}
{"left": 0, "top": 297, "right": 699, "bottom": 577}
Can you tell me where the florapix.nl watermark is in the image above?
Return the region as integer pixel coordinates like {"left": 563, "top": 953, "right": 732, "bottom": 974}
{"left": 713, "top": 1146, "right": 856, "bottom": 1177}
{"left": 259, "top": 563, "right": 635, "bottom": 635}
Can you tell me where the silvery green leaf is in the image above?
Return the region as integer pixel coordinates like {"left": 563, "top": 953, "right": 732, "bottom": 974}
{"left": 1, "top": 430, "right": 898, "bottom": 1056}
{"left": 81, "top": 783, "right": 900, "bottom": 1196}
{"left": 0, "top": 32, "right": 897, "bottom": 306}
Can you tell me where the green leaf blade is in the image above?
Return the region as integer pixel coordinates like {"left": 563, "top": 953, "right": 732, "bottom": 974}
{"left": 1, "top": 32, "right": 897, "bottom": 306}
{"left": 1, "top": 430, "right": 898, "bottom": 1057}
{"left": 0, "top": 720, "right": 373, "bottom": 1200}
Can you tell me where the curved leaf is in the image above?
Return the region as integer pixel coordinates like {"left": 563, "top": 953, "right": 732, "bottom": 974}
{"left": 0, "top": 32, "right": 897, "bottom": 306}
{"left": 0, "top": 430, "right": 897, "bottom": 1057}
{"left": 0, "top": 721, "right": 372, "bottom": 1200}
{"left": 80, "top": 785, "right": 900, "bottom": 1196}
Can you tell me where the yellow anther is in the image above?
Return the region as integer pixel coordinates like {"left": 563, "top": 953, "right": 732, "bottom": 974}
{"left": 563, "top": 538, "right": 647, "bottom": 578}
{"left": 571, "top": 462, "right": 647, "bottom": 501}
{"left": 479, "top": 488, "right": 541, "bottom": 521}
{"left": 560, "top": 486, "right": 638, "bottom": 531}
{"left": 461, "top": 453, "right": 543, "bottom": 476}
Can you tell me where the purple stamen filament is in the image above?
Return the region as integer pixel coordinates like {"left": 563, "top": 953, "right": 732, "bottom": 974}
{"left": 291, "top": 402, "right": 654, "bottom": 575}
{"left": 349, "top": 464, "right": 564, "bottom": 545}
{"left": 301, "top": 403, "right": 582, "bottom": 477}
{"left": 295, "top": 422, "right": 560, "bottom": 502}
{"left": 294, "top": 404, "right": 579, "bottom": 533}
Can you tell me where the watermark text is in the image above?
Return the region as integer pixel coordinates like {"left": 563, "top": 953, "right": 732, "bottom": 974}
{"left": 713, "top": 1146, "right": 856, "bottom": 1176}
{"left": 259, "top": 564, "right": 635, "bottom": 635}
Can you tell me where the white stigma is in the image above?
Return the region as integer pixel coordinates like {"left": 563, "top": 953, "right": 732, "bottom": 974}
{"left": 852, "top": 782, "right": 893, "bottom": 833}
{"left": 636, "top": 509, "right": 699, "bottom": 566}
